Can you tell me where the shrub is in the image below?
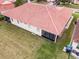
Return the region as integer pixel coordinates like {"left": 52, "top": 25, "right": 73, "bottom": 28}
{"left": 15, "top": 0, "right": 27, "bottom": 7}
{"left": 0, "top": 14, "right": 4, "bottom": 21}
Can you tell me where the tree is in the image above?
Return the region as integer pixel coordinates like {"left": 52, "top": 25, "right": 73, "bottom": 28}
{"left": 37, "top": 0, "right": 47, "bottom": 2}
{"left": 55, "top": 0, "right": 60, "bottom": 5}
{"left": 15, "top": 0, "right": 37, "bottom": 7}
{"left": 15, "top": 0, "right": 27, "bottom": 7}
{"left": 60, "top": 0, "right": 71, "bottom": 5}
{"left": 0, "top": 14, "right": 5, "bottom": 21}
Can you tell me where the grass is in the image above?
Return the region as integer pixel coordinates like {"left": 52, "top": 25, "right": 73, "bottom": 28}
{"left": 0, "top": 21, "right": 46, "bottom": 59}
{"left": 0, "top": 13, "right": 79, "bottom": 59}
{"left": 35, "top": 13, "right": 79, "bottom": 59}
{"left": 61, "top": 4, "right": 79, "bottom": 9}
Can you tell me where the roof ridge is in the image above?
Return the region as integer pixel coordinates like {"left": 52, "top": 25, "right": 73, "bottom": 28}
{"left": 45, "top": 6, "right": 59, "bottom": 35}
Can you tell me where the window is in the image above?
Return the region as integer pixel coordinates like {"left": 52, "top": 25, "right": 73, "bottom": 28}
{"left": 17, "top": 20, "right": 19, "bottom": 24}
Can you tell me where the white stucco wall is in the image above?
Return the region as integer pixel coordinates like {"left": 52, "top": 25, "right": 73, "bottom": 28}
{"left": 10, "top": 18, "right": 42, "bottom": 36}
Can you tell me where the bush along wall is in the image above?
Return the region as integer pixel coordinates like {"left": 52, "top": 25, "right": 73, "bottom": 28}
{"left": 0, "top": 14, "right": 5, "bottom": 21}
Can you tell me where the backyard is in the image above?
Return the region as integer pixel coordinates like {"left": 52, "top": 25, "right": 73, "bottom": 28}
{"left": 61, "top": 4, "right": 79, "bottom": 9}
{"left": 0, "top": 13, "right": 79, "bottom": 59}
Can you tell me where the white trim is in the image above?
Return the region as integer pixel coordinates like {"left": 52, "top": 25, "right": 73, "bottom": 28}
{"left": 65, "top": 16, "right": 73, "bottom": 29}
{"left": 54, "top": 35, "right": 57, "bottom": 43}
{"left": 10, "top": 18, "right": 42, "bottom": 36}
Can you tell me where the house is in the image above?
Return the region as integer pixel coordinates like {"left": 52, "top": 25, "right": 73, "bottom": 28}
{"left": 0, "top": 0, "right": 3, "bottom": 4}
{"left": 0, "top": 0, "right": 16, "bottom": 3}
{"left": 71, "top": 0, "right": 79, "bottom": 4}
{"left": 0, "top": 0, "right": 15, "bottom": 12}
{"left": 2, "top": 3, "right": 73, "bottom": 42}
{"left": 0, "top": 1, "right": 15, "bottom": 23}
{"left": 0, "top": 1, "right": 14, "bottom": 12}
{"left": 8, "top": 0, "right": 16, "bottom": 2}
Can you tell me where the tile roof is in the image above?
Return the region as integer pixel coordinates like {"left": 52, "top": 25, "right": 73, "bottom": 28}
{"left": 0, "top": 2, "right": 14, "bottom": 12}
{"left": 0, "top": 0, "right": 3, "bottom": 4}
{"left": 0, "top": 0, "right": 16, "bottom": 3}
{"left": 2, "top": 3, "right": 73, "bottom": 35}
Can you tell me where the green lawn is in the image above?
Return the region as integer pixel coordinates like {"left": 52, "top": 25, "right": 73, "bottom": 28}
{"left": 60, "top": 4, "right": 79, "bottom": 9}
{"left": 36, "top": 13, "right": 79, "bottom": 59}
{"left": 0, "top": 21, "right": 47, "bottom": 59}
{"left": 0, "top": 13, "right": 79, "bottom": 59}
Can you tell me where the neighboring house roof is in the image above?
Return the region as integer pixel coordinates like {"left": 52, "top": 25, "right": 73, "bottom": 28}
{"left": 73, "top": 0, "right": 79, "bottom": 4}
{"left": 73, "top": 20, "right": 79, "bottom": 43}
{"left": 1, "top": 1, "right": 12, "bottom": 4}
{"left": 0, "top": 0, "right": 16, "bottom": 3}
{"left": 0, "top": 2, "right": 14, "bottom": 12}
{"left": 2, "top": 3, "right": 73, "bottom": 35}
{"left": 8, "top": 0, "right": 16, "bottom": 2}
{"left": 0, "top": 0, "right": 3, "bottom": 4}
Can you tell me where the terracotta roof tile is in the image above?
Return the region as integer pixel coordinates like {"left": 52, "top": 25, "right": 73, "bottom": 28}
{"left": 0, "top": 3, "right": 14, "bottom": 12}
{"left": 2, "top": 3, "right": 73, "bottom": 35}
